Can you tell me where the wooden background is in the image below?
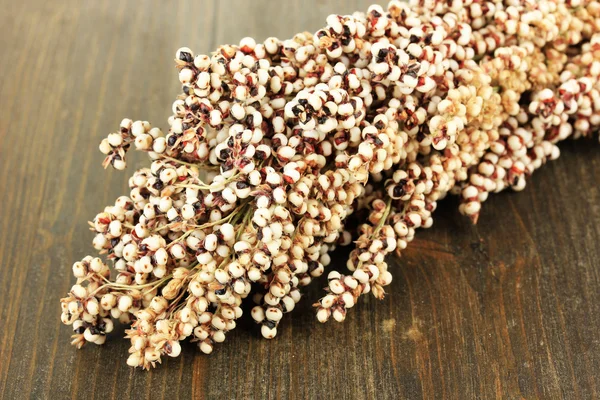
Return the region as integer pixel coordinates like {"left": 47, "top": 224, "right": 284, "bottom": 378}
{"left": 1, "top": 0, "right": 600, "bottom": 398}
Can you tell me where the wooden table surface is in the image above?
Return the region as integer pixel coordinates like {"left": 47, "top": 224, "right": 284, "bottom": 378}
{"left": 1, "top": 0, "right": 600, "bottom": 399}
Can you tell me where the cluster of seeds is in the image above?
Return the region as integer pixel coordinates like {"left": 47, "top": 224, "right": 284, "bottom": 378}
{"left": 61, "top": 0, "right": 600, "bottom": 369}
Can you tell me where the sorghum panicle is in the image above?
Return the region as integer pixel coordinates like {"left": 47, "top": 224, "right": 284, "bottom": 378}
{"left": 60, "top": 0, "right": 600, "bottom": 369}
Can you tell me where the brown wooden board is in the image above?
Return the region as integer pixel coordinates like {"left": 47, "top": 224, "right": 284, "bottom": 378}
{"left": 0, "top": 1, "right": 599, "bottom": 398}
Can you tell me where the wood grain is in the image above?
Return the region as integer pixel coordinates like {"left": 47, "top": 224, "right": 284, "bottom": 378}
{"left": 1, "top": 0, "right": 599, "bottom": 399}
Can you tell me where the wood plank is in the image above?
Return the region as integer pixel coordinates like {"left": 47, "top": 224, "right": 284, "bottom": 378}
{"left": 1, "top": 0, "right": 599, "bottom": 398}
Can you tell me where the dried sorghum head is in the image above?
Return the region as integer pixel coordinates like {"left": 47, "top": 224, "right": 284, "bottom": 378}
{"left": 60, "top": 0, "right": 600, "bottom": 368}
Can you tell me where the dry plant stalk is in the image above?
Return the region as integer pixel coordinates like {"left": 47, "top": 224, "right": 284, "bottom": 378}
{"left": 60, "top": 0, "right": 600, "bottom": 369}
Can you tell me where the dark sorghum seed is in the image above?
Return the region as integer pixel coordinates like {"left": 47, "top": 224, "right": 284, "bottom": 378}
{"left": 179, "top": 51, "right": 193, "bottom": 62}
{"left": 153, "top": 180, "right": 164, "bottom": 190}
{"left": 264, "top": 320, "right": 276, "bottom": 329}
{"left": 89, "top": 326, "right": 101, "bottom": 335}
{"left": 393, "top": 180, "right": 407, "bottom": 197}
{"left": 140, "top": 188, "right": 151, "bottom": 199}
{"left": 221, "top": 163, "right": 234, "bottom": 172}
{"left": 199, "top": 103, "right": 211, "bottom": 114}
{"left": 219, "top": 149, "right": 231, "bottom": 160}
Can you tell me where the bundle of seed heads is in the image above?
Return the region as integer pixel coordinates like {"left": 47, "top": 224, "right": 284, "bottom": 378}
{"left": 60, "top": 0, "right": 600, "bottom": 369}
